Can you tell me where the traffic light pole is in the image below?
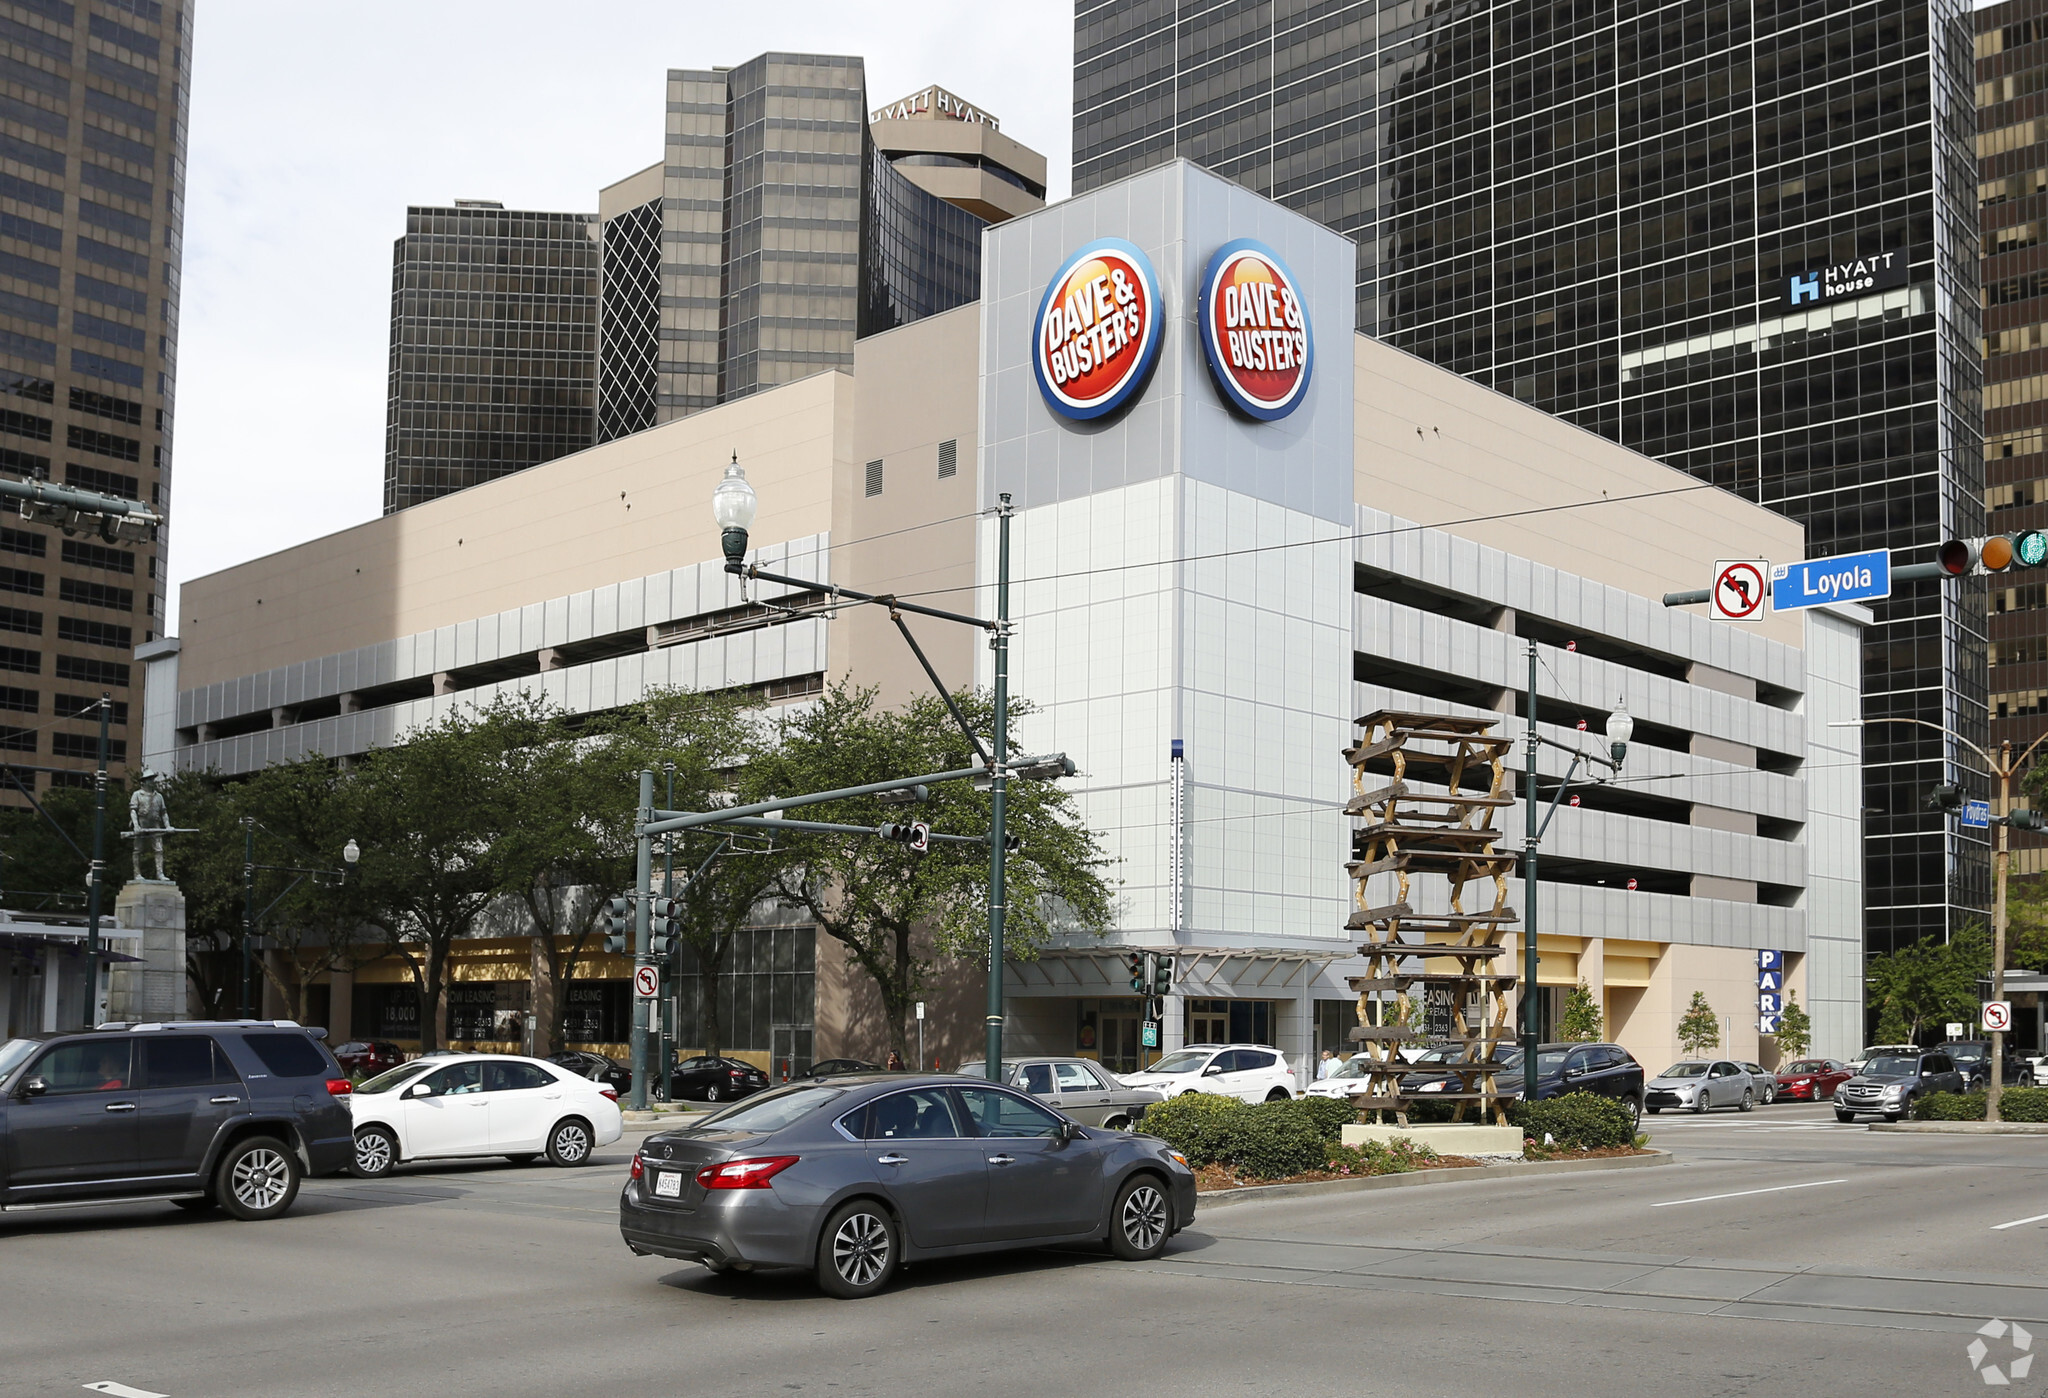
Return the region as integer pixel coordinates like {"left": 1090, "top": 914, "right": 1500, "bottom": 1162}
{"left": 986, "top": 496, "right": 1013, "bottom": 1083}
{"left": 84, "top": 692, "right": 108, "bottom": 1027}
{"left": 629, "top": 769, "right": 654, "bottom": 1112}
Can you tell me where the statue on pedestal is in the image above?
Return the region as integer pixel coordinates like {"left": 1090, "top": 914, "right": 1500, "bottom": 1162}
{"left": 128, "top": 767, "right": 171, "bottom": 883}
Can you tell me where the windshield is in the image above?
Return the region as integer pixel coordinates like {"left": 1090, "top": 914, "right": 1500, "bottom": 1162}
{"left": 0, "top": 1037, "right": 38, "bottom": 1087}
{"left": 356, "top": 1062, "right": 431, "bottom": 1095}
{"left": 1862, "top": 1056, "right": 1920, "bottom": 1078}
{"left": 1658, "top": 1062, "right": 1709, "bottom": 1079}
{"left": 692, "top": 1084, "right": 842, "bottom": 1133}
{"left": 1143, "top": 1050, "right": 1213, "bottom": 1076}
{"left": 1786, "top": 1061, "right": 1830, "bottom": 1073}
{"left": 1536, "top": 1049, "right": 1570, "bottom": 1074}
{"left": 1330, "top": 1057, "right": 1371, "bottom": 1079}
{"left": 1951, "top": 1047, "right": 1987, "bottom": 1062}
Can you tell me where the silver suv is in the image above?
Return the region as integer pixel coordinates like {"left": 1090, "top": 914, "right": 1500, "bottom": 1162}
{"left": 1835, "top": 1049, "right": 1967, "bottom": 1122}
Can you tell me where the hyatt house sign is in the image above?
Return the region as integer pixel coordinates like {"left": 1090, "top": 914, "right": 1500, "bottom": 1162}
{"left": 1780, "top": 251, "right": 1908, "bottom": 307}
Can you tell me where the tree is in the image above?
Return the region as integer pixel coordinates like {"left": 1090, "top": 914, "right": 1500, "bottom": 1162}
{"left": 1557, "top": 979, "right": 1603, "bottom": 1042}
{"left": 1677, "top": 990, "right": 1720, "bottom": 1056}
{"left": 752, "top": 684, "right": 1116, "bottom": 1061}
{"left": 1864, "top": 927, "right": 1989, "bottom": 1045}
{"left": 1772, "top": 989, "right": 1812, "bottom": 1059}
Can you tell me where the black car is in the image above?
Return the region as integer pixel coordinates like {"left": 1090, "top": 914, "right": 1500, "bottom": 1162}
{"left": 548, "top": 1050, "right": 632, "bottom": 1094}
{"left": 0, "top": 1019, "right": 354, "bottom": 1220}
{"left": 801, "top": 1058, "right": 882, "bottom": 1080}
{"left": 669, "top": 1055, "right": 770, "bottom": 1103}
{"left": 1501, "top": 1042, "right": 1646, "bottom": 1120}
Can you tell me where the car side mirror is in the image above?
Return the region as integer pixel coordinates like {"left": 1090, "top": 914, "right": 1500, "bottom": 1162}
{"left": 1202, "top": 1064, "right": 1224, "bottom": 1076}
{"left": 20, "top": 1076, "right": 46, "bottom": 1098}
{"left": 405, "top": 1082, "right": 432, "bottom": 1099}
{"left": 1056, "top": 1120, "right": 1081, "bottom": 1144}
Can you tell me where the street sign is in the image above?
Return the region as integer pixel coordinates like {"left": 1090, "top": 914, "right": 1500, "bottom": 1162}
{"left": 633, "top": 965, "right": 659, "bottom": 999}
{"left": 1770, "top": 548, "right": 1891, "bottom": 612}
{"left": 910, "top": 821, "right": 930, "bottom": 852}
{"left": 1710, "top": 560, "right": 1768, "bottom": 621}
{"left": 1947, "top": 1022, "right": 1966, "bottom": 1039}
{"left": 1759, "top": 992, "right": 1783, "bottom": 1015}
{"left": 1963, "top": 799, "right": 1992, "bottom": 830}
{"left": 915, "top": 1001, "right": 925, "bottom": 1021}
{"left": 1141, "top": 1021, "right": 1158, "bottom": 1048}
{"left": 1758, "top": 1014, "right": 1782, "bottom": 1034}
{"left": 1757, "top": 949, "right": 1783, "bottom": 972}
{"left": 1984, "top": 1000, "right": 2013, "bottom": 1034}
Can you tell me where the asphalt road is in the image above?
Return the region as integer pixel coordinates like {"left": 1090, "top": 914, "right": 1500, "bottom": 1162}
{"left": 6, "top": 1101, "right": 2046, "bottom": 1398}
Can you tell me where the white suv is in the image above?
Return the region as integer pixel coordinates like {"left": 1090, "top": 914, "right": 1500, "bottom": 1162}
{"left": 1121, "top": 1044, "right": 1298, "bottom": 1103}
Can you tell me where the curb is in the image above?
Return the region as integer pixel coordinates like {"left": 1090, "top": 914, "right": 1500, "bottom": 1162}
{"left": 1195, "top": 1149, "right": 1673, "bottom": 1208}
{"left": 1869, "top": 1120, "right": 2048, "bottom": 1135}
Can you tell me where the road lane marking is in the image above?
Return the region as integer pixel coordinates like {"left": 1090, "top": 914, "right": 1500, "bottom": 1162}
{"left": 1650, "top": 1179, "right": 1847, "bottom": 1208}
{"left": 1992, "top": 1211, "right": 2048, "bottom": 1231}
{"left": 83, "top": 1384, "right": 167, "bottom": 1398}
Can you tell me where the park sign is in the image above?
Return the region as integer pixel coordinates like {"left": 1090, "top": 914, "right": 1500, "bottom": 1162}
{"left": 1032, "top": 237, "right": 1163, "bottom": 421}
{"left": 1771, "top": 549, "right": 1890, "bottom": 612}
{"left": 1757, "top": 949, "right": 1784, "bottom": 1034}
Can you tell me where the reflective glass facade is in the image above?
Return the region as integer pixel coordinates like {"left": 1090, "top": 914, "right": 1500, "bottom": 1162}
{"left": 595, "top": 196, "right": 660, "bottom": 443}
{"left": 1074, "top": 0, "right": 1988, "bottom": 952}
{"left": 383, "top": 204, "right": 598, "bottom": 513}
{"left": 1977, "top": 2, "right": 2048, "bottom": 873}
{"left": 0, "top": 0, "right": 188, "bottom": 799}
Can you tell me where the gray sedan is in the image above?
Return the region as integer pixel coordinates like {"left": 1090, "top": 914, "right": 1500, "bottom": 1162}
{"left": 619, "top": 1074, "right": 1197, "bottom": 1297}
{"left": 1644, "top": 1060, "right": 1759, "bottom": 1113}
{"left": 956, "top": 1057, "right": 1163, "bottom": 1129}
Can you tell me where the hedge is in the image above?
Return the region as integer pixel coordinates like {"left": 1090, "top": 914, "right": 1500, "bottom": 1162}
{"left": 1505, "top": 1092, "right": 1637, "bottom": 1150}
{"left": 1912, "top": 1087, "right": 2048, "bottom": 1123}
{"left": 1136, "top": 1092, "right": 1436, "bottom": 1180}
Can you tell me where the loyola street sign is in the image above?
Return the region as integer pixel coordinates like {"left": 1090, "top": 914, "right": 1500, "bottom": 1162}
{"left": 1771, "top": 548, "right": 1891, "bottom": 612}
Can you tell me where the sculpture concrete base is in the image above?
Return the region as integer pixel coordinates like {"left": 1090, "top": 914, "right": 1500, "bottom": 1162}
{"left": 1341, "top": 1122, "right": 1526, "bottom": 1155}
{"left": 104, "top": 880, "right": 186, "bottom": 1023}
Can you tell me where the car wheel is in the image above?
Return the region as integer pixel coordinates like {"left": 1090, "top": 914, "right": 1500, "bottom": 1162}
{"left": 816, "top": 1200, "right": 899, "bottom": 1299}
{"left": 216, "top": 1136, "right": 301, "bottom": 1221}
{"left": 1264, "top": 1088, "right": 1290, "bottom": 1102}
{"left": 1626, "top": 1096, "right": 1642, "bottom": 1131}
{"left": 1691, "top": 1093, "right": 1708, "bottom": 1114}
{"left": 1739, "top": 1090, "right": 1754, "bottom": 1113}
{"left": 546, "top": 1117, "right": 594, "bottom": 1167}
{"left": 705, "top": 1085, "right": 722, "bottom": 1103}
{"left": 1103, "top": 1115, "right": 1131, "bottom": 1131}
{"left": 352, "top": 1125, "right": 397, "bottom": 1179}
{"left": 1109, "top": 1175, "right": 1172, "bottom": 1261}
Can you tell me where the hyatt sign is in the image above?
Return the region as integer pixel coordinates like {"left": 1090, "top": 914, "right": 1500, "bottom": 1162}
{"left": 1782, "top": 251, "right": 1908, "bottom": 307}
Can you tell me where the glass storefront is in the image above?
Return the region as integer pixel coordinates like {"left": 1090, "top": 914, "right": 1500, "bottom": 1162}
{"left": 1184, "top": 997, "right": 1274, "bottom": 1048}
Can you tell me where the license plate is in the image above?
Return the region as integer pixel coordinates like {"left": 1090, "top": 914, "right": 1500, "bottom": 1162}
{"left": 654, "top": 1171, "right": 683, "bottom": 1198}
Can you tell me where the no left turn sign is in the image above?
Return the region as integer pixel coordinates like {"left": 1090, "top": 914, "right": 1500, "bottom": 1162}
{"left": 633, "top": 965, "right": 659, "bottom": 999}
{"left": 1711, "top": 560, "right": 1768, "bottom": 621}
{"left": 1984, "top": 1000, "right": 2013, "bottom": 1034}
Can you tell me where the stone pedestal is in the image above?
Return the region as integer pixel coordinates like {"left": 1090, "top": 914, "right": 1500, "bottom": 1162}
{"left": 104, "top": 880, "right": 186, "bottom": 1023}
{"left": 1341, "top": 1122, "right": 1526, "bottom": 1157}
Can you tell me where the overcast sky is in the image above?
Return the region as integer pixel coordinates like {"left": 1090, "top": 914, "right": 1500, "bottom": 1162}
{"left": 170, "top": 1, "right": 1073, "bottom": 620}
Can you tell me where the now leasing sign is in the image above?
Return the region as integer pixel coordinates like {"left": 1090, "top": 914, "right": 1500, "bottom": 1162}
{"left": 1771, "top": 549, "right": 1891, "bottom": 612}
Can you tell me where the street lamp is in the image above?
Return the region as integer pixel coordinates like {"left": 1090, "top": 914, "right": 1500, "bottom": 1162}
{"left": 1521, "top": 652, "right": 1632, "bottom": 1100}
{"left": 712, "top": 453, "right": 757, "bottom": 570}
{"left": 1830, "top": 717, "right": 2048, "bottom": 1122}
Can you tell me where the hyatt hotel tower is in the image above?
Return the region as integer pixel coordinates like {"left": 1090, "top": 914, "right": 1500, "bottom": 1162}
{"left": 1075, "top": 0, "right": 1989, "bottom": 953}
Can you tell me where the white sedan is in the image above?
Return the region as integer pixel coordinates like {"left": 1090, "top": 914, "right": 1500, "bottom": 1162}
{"left": 347, "top": 1053, "right": 624, "bottom": 1176}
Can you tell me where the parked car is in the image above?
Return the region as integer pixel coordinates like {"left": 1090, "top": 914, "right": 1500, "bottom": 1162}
{"left": 1835, "top": 1050, "right": 1967, "bottom": 1122}
{"left": 618, "top": 1074, "right": 1198, "bottom": 1297}
{"left": 1304, "top": 1051, "right": 1397, "bottom": 1103}
{"left": 347, "top": 1053, "right": 623, "bottom": 1176}
{"left": 331, "top": 1040, "right": 406, "bottom": 1077}
{"left": 1738, "top": 1062, "right": 1778, "bottom": 1104}
{"left": 1408, "top": 1042, "right": 1644, "bottom": 1122}
{"left": 547, "top": 1050, "right": 632, "bottom": 1095}
{"left": 1644, "top": 1059, "right": 1763, "bottom": 1113}
{"left": 1399, "top": 1043, "right": 1520, "bottom": 1097}
{"left": 1774, "top": 1058, "right": 1852, "bottom": 1101}
{"left": 669, "top": 1055, "right": 770, "bottom": 1104}
{"left": 1942, "top": 1041, "right": 2024, "bottom": 1091}
{"left": 0, "top": 1019, "right": 354, "bottom": 1220}
{"left": 800, "top": 1058, "right": 882, "bottom": 1080}
{"left": 955, "top": 1057, "right": 1163, "bottom": 1129}
{"left": 1847, "top": 1044, "right": 1916, "bottom": 1075}
{"left": 1119, "top": 1044, "right": 1298, "bottom": 1103}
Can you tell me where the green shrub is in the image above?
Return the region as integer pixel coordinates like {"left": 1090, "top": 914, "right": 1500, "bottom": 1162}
{"left": 1229, "top": 1106, "right": 1330, "bottom": 1179}
{"left": 1135, "top": 1092, "right": 1245, "bottom": 1167}
{"left": 1506, "top": 1092, "right": 1636, "bottom": 1150}
{"left": 1327, "top": 1137, "right": 1438, "bottom": 1176}
{"left": 1296, "top": 1094, "right": 1358, "bottom": 1140}
{"left": 1140, "top": 1093, "right": 1370, "bottom": 1179}
{"left": 1912, "top": 1087, "right": 2048, "bottom": 1122}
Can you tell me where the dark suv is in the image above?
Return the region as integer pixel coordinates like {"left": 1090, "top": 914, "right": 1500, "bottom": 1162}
{"left": 0, "top": 1020, "right": 354, "bottom": 1220}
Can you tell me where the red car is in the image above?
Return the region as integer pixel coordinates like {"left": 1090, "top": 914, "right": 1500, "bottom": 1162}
{"left": 331, "top": 1039, "right": 406, "bottom": 1076}
{"left": 1775, "top": 1058, "right": 1852, "bottom": 1101}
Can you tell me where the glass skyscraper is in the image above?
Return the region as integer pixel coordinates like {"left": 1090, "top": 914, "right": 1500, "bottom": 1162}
{"left": 595, "top": 53, "right": 1001, "bottom": 441}
{"left": 1075, "top": 0, "right": 1988, "bottom": 954}
{"left": 382, "top": 202, "right": 598, "bottom": 513}
{"left": 0, "top": 0, "right": 188, "bottom": 798}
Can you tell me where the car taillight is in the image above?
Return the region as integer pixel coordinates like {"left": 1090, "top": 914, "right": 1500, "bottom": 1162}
{"left": 325, "top": 1078, "right": 352, "bottom": 1096}
{"left": 629, "top": 1151, "right": 643, "bottom": 1180}
{"left": 729, "top": 1070, "right": 745, "bottom": 1080}
{"left": 599, "top": 1087, "right": 618, "bottom": 1102}
{"left": 695, "top": 1155, "right": 800, "bottom": 1190}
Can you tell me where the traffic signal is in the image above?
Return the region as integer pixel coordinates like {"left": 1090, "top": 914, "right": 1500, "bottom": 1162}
{"left": 1125, "top": 951, "right": 1146, "bottom": 993}
{"left": 1151, "top": 953, "right": 1173, "bottom": 997}
{"left": 2008, "top": 808, "right": 2044, "bottom": 831}
{"left": 1938, "top": 531, "right": 2048, "bottom": 576}
{"left": 602, "top": 895, "right": 633, "bottom": 955}
{"left": 878, "top": 821, "right": 930, "bottom": 851}
{"left": 1927, "top": 784, "right": 1963, "bottom": 814}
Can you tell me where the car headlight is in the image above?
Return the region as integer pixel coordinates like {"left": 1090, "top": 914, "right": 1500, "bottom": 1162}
{"left": 1167, "top": 1150, "right": 1188, "bottom": 1169}
{"left": 1418, "top": 1080, "right": 1446, "bottom": 1092}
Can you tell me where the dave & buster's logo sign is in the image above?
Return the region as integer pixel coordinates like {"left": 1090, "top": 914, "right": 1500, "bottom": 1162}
{"left": 1032, "top": 237, "right": 1162, "bottom": 421}
{"left": 1197, "top": 239, "right": 1313, "bottom": 420}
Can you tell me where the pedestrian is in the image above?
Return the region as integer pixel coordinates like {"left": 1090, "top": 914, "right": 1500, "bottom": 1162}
{"left": 885, "top": 1050, "right": 905, "bottom": 1071}
{"left": 1316, "top": 1049, "right": 1339, "bottom": 1080}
